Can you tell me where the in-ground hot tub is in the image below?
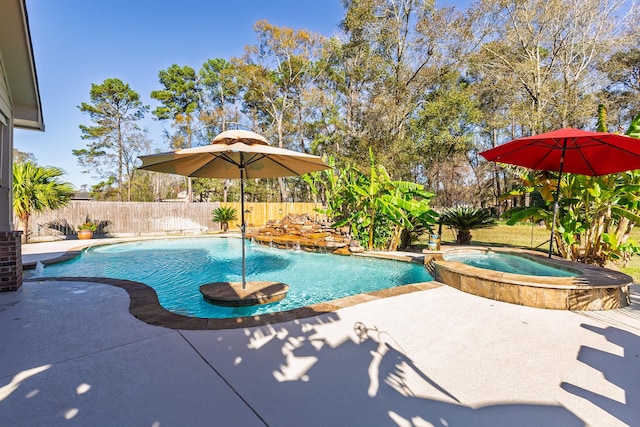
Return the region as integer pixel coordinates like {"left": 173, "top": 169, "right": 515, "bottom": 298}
{"left": 425, "top": 248, "right": 632, "bottom": 311}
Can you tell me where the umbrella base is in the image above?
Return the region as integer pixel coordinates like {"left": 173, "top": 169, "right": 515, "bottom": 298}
{"left": 199, "top": 281, "right": 289, "bottom": 307}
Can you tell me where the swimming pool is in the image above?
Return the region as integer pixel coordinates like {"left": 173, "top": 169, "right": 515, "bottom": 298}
{"left": 38, "top": 238, "right": 432, "bottom": 318}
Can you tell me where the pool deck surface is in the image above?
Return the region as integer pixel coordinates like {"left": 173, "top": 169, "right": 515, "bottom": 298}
{"left": 2, "top": 238, "right": 640, "bottom": 426}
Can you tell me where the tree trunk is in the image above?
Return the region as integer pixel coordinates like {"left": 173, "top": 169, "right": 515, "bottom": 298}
{"left": 19, "top": 213, "right": 30, "bottom": 243}
{"left": 186, "top": 177, "right": 193, "bottom": 203}
{"left": 368, "top": 212, "right": 375, "bottom": 250}
{"left": 399, "top": 228, "right": 412, "bottom": 250}
{"left": 278, "top": 177, "right": 286, "bottom": 202}
{"left": 117, "top": 117, "right": 124, "bottom": 201}
{"left": 388, "top": 225, "right": 404, "bottom": 251}
{"left": 457, "top": 230, "right": 471, "bottom": 245}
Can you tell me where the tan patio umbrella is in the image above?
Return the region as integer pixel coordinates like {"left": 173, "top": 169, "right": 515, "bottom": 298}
{"left": 138, "top": 129, "right": 330, "bottom": 288}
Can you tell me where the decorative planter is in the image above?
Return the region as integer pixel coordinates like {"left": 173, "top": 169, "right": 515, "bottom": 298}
{"left": 77, "top": 230, "right": 94, "bottom": 240}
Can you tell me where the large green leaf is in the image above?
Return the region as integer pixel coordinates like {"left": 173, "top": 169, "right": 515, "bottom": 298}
{"left": 504, "top": 207, "right": 549, "bottom": 226}
{"left": 625, "top": 112, "right": 640, "bottom": 138}
{"left": 611, "top": 205, "right": 640, "bottom": 225}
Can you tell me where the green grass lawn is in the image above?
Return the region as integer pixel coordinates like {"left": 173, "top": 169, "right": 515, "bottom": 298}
{"left": 437, "top": 221, "right": 551, "bottom": 249}
{"left": 420, "top": 221, "right": 640, "bottom": 283}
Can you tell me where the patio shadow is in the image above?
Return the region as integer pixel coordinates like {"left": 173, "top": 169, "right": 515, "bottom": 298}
{"left": 560, "top": 323, "right": 640, "bottom": 425}
{"left": 183, "top": 315, "right": 586, "bottom": 427}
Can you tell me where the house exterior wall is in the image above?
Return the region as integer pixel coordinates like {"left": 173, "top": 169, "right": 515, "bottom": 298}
{"left": 0, "top": 0, "right": 42, "bottom": 291}
{"left": 0, "top": 56, "right": 12, "bottom": 120}
{"left": 0, "top": 61, "right": 23, "bottom": 291}
{"left": 0, "top": 230, "right": 22, "bottom": 291}
{"left": 0, "top": 60, "right": 13, "bottom": 231}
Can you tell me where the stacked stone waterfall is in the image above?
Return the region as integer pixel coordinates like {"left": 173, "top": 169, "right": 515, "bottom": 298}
{"left": 247, "top": 213, "right": 363, "bottom": 254}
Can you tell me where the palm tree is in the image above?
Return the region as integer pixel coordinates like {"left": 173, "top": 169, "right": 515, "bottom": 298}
{"left": 440, "top": 207, "right": 497, "bottom": 245}
{"left": 211, "top": 206, "right": 237, "bottom": 232}
{"left": 13, "top": 162, "right": 74, "bottom": 242}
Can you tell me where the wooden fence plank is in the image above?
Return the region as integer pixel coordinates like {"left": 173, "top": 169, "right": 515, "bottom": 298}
{"left": 21, "top": 201, "right": 323, "bottom": 238}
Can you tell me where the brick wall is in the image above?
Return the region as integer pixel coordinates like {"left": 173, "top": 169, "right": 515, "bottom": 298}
{"left": 0, "top": 231, "right": 22, "bottom": 291}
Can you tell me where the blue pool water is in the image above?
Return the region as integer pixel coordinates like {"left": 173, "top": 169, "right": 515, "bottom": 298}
{"left": 443, "top": 250, "right": 578, "bottom": 277}
{"left": 39, "top": 238, "right": 432, "bottom": 318}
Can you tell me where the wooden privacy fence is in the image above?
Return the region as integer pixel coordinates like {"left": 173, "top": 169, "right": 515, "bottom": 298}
{"left": 21, "top": 201, "right": 324, "bottom": 238}
{"left": 217, "top": 202, "right": 326, "bottom": 230}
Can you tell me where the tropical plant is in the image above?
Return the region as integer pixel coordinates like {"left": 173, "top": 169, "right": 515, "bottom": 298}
{"left": 212, "top": 206, "right": 237, "bottom": 232}
{"left": 77, "top": 221, "right": 98, "bottom": 232}
{"left": 13, "top": 162, "right": 74, "bottom": 243}
{"left": 503, "top": 113, "right": 640, "bottom": 266}
{"left": 505, "top": 171, "right": 640, "bottom": 265}
{"left": 305, "top": 150, "right": 438, "bottom": 250}
{"left": 440, "top": 207, "right": 497, "bottom": 245}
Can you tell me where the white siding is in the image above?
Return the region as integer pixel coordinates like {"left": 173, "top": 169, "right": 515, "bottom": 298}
{"left": 0, "top": 53, "right": 14, "bottom": 231}
{"left": 0, "top": 56, "right": 12, "bottom": 123}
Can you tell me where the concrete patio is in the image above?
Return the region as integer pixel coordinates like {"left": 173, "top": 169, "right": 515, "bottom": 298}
{"left": 1, "top": 239, "right": 639, "bottom": 426}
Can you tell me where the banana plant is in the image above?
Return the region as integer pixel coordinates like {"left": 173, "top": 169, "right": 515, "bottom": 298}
{"left": 304, "top": 149, "right": 437, "bottom": 250}
{"left": 504, "top": 145, "right": 640, "bottom": 265}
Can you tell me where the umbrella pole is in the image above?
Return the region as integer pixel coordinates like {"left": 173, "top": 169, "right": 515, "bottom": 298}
{"left": 549, "top": 183, "right": 561, "bottom": 258}
{"left": 548, "top": 141, "right": 567, "bottom": 258}
{"left": 240, "top": 167, "right": 247, "bottom": 289}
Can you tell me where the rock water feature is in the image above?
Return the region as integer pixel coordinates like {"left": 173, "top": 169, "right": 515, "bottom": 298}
{"left": 247, "top": 213, "right": 363, "bottom": 255}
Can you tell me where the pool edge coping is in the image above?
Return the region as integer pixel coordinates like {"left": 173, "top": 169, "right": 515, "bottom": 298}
{"left": 430, "top": 246, "right": 634, "bottom": 289}
{"left": 23, "top": 238, "right": 441, "bottom": 330}
{"left": 425, "top": 246, "right": 633, "bottom": 310}
{"left": 23, "top": 277, "right": 441, "bottom": 330}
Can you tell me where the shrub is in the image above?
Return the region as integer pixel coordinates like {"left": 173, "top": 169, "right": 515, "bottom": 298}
{"left": 212, "top": 206, "right": 237, "bottom": 232}
{"left": 440, "top": 207, "right": 496, "bottom": 245}
{"left": 77, "top": 221, "right": 98, "bottom": 232}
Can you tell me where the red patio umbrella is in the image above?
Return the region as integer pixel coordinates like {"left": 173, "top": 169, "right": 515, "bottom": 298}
{"left": 479, "top": 128, "right": 640, "bottom": 257}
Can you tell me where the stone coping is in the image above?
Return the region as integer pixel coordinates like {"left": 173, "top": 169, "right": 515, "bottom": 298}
{"left": 426, "top": 247, "right": 633, "bottom": 310}
{"left": 429, "top": 247, "right": 632, "bottom": 289}
{"left": 22, "top": 237, "right": 440, "bottom": 329}
{"left": 25, "top": 276, "right": 439, "bottom": 330}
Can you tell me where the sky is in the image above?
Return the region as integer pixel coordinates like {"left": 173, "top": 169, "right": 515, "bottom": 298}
{"left": 14, "top": 0, "right": 343, "bottom": 189}
{"left": 15, "top": 0, "right": 468, "bottom": 190}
